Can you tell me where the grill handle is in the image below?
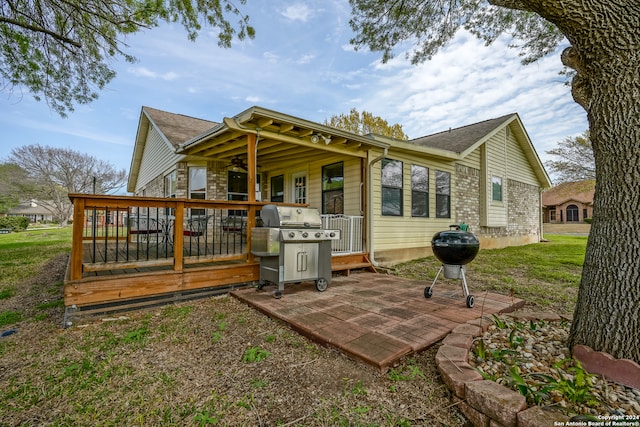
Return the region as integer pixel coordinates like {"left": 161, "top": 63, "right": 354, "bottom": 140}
{"left": 297, "top": 251, "right": 308, "bottom": 272}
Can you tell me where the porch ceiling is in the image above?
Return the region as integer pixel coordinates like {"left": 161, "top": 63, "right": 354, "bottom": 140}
{"left": 177, "top": 106, "right": 390, "bottom": 169}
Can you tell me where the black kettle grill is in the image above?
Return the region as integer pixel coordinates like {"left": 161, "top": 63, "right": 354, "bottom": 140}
{"left": 424, "top": 224, "right": 480, "bottom": 308}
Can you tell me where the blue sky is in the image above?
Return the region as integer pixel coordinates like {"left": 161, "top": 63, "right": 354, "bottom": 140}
{"left": 1, "top": 1, "right": 587, "bottom": 188}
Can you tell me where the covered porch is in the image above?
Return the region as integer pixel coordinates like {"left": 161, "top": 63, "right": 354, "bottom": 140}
{"left": 63, "top": 194, "right": 373, "bottom": 318}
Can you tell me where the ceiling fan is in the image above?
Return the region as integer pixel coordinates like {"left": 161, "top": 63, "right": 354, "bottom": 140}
{"left": 229, "top": 155, "right": 247, "bottom": 170}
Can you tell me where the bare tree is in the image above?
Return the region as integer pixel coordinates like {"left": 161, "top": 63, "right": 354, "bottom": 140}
{"left": 8, "top": 145, "right": 127, "bottom": 225}
{"left": 545, "top": 131, "right": 595, "bottom": 183}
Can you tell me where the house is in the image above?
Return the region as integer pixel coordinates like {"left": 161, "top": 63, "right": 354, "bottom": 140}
{"left": 5, "top": 200, "right": 56, "bottom": 223}
{"left": 127, "top": 105, "right": 551, "bottom": 265}
{"left": 542, "top": 180, "right": 595, "bottom": 223}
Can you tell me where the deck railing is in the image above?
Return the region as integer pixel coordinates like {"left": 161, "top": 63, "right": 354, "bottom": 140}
{"left": 321, "top": 214, "right": 364, "bottom": 254}
{"left": 69, "top": 194, "right": 272, "bottom": 281}
{"left": 69, "top": 195, "right": 368, "bottom": 281}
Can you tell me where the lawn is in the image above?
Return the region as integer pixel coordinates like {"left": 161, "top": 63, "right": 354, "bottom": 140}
{"left": 0, "top": 229, "right": 587, "bottom": 426}
{"left": 392, "top": 234, "right": 586, "bottom": 315}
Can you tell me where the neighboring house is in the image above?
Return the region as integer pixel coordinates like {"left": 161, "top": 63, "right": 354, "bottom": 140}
{"left": 127, "top": 106, "right": 551, "bottom": 265}
{"left": 542, "top": 180, "right": 595, "bottom": 223}
{"left": 5, "top": 200, "right": 56, "bottom": 223}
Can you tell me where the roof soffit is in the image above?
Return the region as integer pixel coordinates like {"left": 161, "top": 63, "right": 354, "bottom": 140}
{"left": 177, "top": 106, "right": 390, "bottom": 168}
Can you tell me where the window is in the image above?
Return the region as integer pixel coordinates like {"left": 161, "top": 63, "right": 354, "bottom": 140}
{"left": 435, "top": 170, "right": 451, "bottom": 218}
{"left": 293, "top": 173, "right": 307, "bottom": 204}
{"left": 492, "top": 176, "right": 503, "bottom": 202}
{"left": 583, "top": 208, "right": 588, "bottom": 220}
{"left": 164, "top": 171, "right": 177, "bottom": 216}
{"left": 322, "top": 162, "right": 344, "bottom": 214}
{"left": 189, "top": 167, "right": 206, "bottom": 216}
{"left": 228, "top": 170, "right": 248, "bottom": 217}
{"left": 165, "top": 171, "right": 177, "bottom": 199}
{"left": 228, "top": 170, "right": 247, "bottom": 201}
{"left": 549, "top": 207, "right": 556, "bottom": 221}
{"left": 382, "top": 159, "right": 403, "bottom": 216}
{"left": 271, "top": 175, "right": 284, "bottom": 202}
{"left": 411, "top": 165, "right": 429, "bottom": 217}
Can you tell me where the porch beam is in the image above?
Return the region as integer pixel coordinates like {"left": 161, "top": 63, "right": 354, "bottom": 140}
{"left": 278, "top": 123, "right": 294, "bottom": 133}
{"left": 247, "top": 133, "right": 257, "bottom": 263}
{"left": 257, "top": 118, "right": 273, "bottom": 128}
{"left": 258, "top": 129, "right": 367, "bottom": 157}
{"left": 183, "top": 130, "right": 245, "bottom": 156}
{"left": 196, "top": 137, "right": 247, "bottom": 157}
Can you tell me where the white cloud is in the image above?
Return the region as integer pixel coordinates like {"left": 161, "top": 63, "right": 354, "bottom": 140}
{"left": 281, "top": 4, "right": 312, "bottom": 22}
{"left": 127, "top": 66, "right": 179, "bottom": 81}
{"left": 263, "top": 52, "right": 280, "bottom": 63}
{"left": 297, "top": 54, "right": 316, "bottom": 64}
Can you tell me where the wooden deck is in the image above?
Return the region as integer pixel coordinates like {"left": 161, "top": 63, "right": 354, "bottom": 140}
{"left": 64, "top": 195, "right": 374, "bottom": 323}
{"left": 63, "top": 252, "right": 373, "bottom": 320}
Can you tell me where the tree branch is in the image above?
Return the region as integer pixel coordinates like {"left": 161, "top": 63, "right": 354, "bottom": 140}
{"left": 0, "top": 16, "right": 82, "bottom": 48}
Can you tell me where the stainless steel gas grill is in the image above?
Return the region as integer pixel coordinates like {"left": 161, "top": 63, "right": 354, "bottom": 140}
{"left": 251, "top": 205, "right": 340, "bottom": 298}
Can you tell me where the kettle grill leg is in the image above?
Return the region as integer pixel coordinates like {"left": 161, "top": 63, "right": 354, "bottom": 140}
{"left": 424, "top": 266, "right": 443, "bottom": 298}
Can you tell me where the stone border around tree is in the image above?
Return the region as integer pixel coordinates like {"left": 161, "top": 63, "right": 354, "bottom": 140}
{"left": 436, "top": 312, "right": 578, "bottom": 427}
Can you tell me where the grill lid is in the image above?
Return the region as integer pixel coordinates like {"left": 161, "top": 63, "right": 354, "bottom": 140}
{"left": 260, "top": 204, "right": 322, "bottom": 228}
{"left": 431, "top": 229, "right": 480, "bottom": 265}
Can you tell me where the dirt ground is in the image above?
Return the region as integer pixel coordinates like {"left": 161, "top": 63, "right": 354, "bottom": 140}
{"left": 0, "top": 254, "right": 468, "bottom": 426}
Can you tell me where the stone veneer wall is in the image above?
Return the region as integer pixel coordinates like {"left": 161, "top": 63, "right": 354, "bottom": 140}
{"left": 455, "top": 165, "right": 481, "bottom": 227}
{"left": 455, "top": 164, "right": 541, "bottom": 242}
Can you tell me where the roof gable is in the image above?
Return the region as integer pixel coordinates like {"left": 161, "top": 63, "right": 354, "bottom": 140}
{"left": 143, "top": 107, "right": 218, "bottom": 147}
{"left": 542, "top": 180, "right": 595, "bottom": 206}
{"left": 409, "top": 114, "right": 515, "bottom": 154}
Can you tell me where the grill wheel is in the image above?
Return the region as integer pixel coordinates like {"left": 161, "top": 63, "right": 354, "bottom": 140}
{"left": 315, "top": 278, "right": 328, "bottom": 292}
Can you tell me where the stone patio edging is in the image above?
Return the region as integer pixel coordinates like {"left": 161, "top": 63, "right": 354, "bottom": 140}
{"left": 435, "top": 313, "right": 573, "bottom": 427}
{"left": 437, "top": 311, "right": 640, "bottom": 426}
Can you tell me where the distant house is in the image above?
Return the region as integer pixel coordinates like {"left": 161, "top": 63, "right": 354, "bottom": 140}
{"left": 127, "top": 106, "right": 551, "bottom": 265}
{"left": 5, "top": 200, "right": 56, "bottom": 223}
{"left": 542, "top": 180, "right": 595, "bottom": 223}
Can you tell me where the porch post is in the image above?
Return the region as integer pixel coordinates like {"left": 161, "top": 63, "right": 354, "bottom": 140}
{"left": 247, "top": 133, "right": 256, "bottom": 263}
{"left": 70, "top": 196, "right": 85, "bottom": 280}
{"left": 173, "top": 199, "right": 184, "bottom": 272}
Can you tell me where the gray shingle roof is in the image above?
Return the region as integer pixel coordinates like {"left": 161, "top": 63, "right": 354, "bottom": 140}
{"left": 409, "top": 114, "right": 516, "bottom": 153}
{"left": 143, "top": 106, "right": 218, "bottom": 147}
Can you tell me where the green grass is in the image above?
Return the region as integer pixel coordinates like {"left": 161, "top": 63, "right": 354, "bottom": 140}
{"left": 393, "top": 234, "right": 587, "bottom": 314}
{"left": 0, "top": 228, "right": 590, "bottom": 425}
{"left": 0, "top": 227, "right": 72, "bottom": 327}
{"left": 0, "top": 227, "right": 72, "bottom": 287}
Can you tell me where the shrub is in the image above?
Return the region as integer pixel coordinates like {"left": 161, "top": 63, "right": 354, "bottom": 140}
{"left": 0, "top": 216, "right": 30, "bottom": 231}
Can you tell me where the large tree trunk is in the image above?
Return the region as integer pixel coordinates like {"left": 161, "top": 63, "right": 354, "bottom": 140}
{"left": 548, "top": 3, "right": 640, "bottom": 363}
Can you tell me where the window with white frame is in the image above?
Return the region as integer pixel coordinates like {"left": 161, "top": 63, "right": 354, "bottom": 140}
{"left": 382, "top": 158, "right": 403, "bottom": 216}
{"left": 411, "top": 165, "right": 429, "bottom": 217}
{"left": 435, "top": 170, "right": 451, "bottom": 218}
{"left": 165, "top": 171, "right": 177, "bottom": 199}
{"left": 492, "top": 176, "right": 503, "bottom": 202}
{"left": 189, "top": 167, "right": 206, "bottom": 216}
{"left": 164, "top": 171, "right": 177, "bottom": 216}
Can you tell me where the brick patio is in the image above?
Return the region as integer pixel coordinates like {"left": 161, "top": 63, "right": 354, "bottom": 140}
{"left": 231, "top": 272, "right": 524, "bottom": 370}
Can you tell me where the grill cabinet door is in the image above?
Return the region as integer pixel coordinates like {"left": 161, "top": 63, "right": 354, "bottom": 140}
{"left": 283, "top": 243, "right": 318, "bottom": 281}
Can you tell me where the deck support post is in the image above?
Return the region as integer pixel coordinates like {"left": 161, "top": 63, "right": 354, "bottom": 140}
{"left": 247, "top": 133, "right": 257, "bottom": 263}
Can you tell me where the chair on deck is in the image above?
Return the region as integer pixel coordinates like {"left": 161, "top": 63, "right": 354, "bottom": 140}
{"left": 184, "top": 214, "right": 213, "bottom": 256}
{"left": 221, "top": 215, "right": 246, "bottom": 235}
{"left": 129, "top": 216, "right": 161, "bottom": 243}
